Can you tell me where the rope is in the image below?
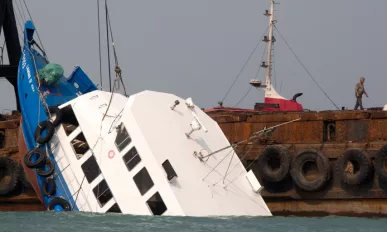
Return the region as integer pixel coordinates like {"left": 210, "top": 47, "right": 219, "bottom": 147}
{"left": 25, "top": 46, "right": 51, "bottom": 118}
{"left": 272, "top": 38, "right": 277, "bottom": 89}
{"left": 213, "top": 141, "right": 255, "bottom": 186}
{"left": 13, "top": 1, "right": 25, "bottom": 39}
{"left": 274, "top": 25, "right": 340, "bottom": 110}
{"left": 200, "top": 157, "right": 271, "bottom": 213}
{"left": 222, "top": 150, "right": 235, "bottom": 184}
{"left": 74, "top": 175, "right": 86, "bottom": 207}
{"left": 220, "top": 121, "right": 302, "bottom": 189}
{"left": 97, "top": 0, "right": 103, "bottom": 90}
{"left": 55, "top": 166, "right": 75, "bottom": 209}
{"left": 105, "top": 0, "right": 112, "bottom": 92}
{"left": 25, "top": 46, "right": 78, "bottom": 210}
{"left": 225, "top": 150, "right": 262, "bottom": 188}
{"left": 22, "top": 0, "right": 48, "bottom": 60}
{"left": 106, "top": 4, "right": 127, "bottom": 96}
{"left": 16, "top": 0, "right": 27, "bottom": 22}
{"left": 101, "top": 2, "right": 128, "bottom": 121}
{"left": 202, "top": 149, "right": 234, "bottom": 181}
{"left": 221, "top": 26, "right": 269, "bottom": 105}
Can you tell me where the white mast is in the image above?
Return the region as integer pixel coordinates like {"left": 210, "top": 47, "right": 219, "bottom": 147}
{"left": 250, "top": 0, "right": 284, "bottom": 100}
{"left": 264, "top": 0, "right": 275, "bottom": 97}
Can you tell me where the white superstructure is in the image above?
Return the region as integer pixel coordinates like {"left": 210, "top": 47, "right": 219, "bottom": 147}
{"left": 50, "top": 90, "right": 272, "bottom": 216}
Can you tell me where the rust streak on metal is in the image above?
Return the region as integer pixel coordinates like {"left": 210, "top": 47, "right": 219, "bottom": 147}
{"left": 207, "top": 109, "right": 387, "bottom": 216}
{"left": 267, "top": 199, "right": 387, "bottom": 217}
{"left": 0, "top": 113, "right": 43, "bottom": 211}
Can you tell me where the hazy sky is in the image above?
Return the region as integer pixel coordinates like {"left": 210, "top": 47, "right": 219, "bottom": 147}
{"left": 1, "top": 0, "right": 387, "bottom": 112}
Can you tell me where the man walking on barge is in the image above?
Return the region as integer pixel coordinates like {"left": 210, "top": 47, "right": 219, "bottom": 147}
{"left": 354, "top": 77, "right": 368, "bottom": 110}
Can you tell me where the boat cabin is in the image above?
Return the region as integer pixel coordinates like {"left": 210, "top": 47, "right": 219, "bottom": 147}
{"left": 49, "top": 90, "right": 271, "bottom": 216}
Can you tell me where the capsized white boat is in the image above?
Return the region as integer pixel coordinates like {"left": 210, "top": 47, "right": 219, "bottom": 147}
{"left": 48, "top": 90, "right": 272, "bottom": 216}
{"left": 17, "top": 17, "right": 272, "bottom": 216}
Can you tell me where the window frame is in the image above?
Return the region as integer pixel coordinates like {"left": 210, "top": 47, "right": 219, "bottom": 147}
{"left": 81, "top": 155, "right": 101, "bottom": 183}
{"left": 114, "top": 122, "right": 131, "bottom": 152}
{"left": 133, "top": 167, "right": 154, "bottom": 196}
{"left": 122, "top": 146, "right": 141, "bottom": 172}
{"left": 93, "top": 179, "right": 114, "bottom": 208}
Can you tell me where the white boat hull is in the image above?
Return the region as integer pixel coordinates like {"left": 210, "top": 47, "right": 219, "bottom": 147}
{"left": 50, "top": 90, "right": 272, "bottom": 216}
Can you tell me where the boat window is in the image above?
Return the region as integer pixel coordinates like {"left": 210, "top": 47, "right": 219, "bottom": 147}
{"left": 133, "top": 167, "right": 154, "bottom": 196}
{"left": 70, "top": 132, "right": 90, "bottom": 159}
{"left": 115, "top": 123, "right": 131, "bottom": 152}
{"left": 93, "top": 179, "right": 113, "bottom": 207}
{"left": 122, "top": 147, "right": 141, "bottom": 172}
{"left": 106, "top": 203, "right": 122, "bottom": 213}
{"left": 81, "top": 155, "right": 101, "bottom": 183}
{"left": 162, "top": 159, "right": 178, "bottom": 182}
{"left": 60, "top": 105, "right": 79, "bottom": 136}
{"left": 146, "top": 192, "right": 167, "bottom": 215}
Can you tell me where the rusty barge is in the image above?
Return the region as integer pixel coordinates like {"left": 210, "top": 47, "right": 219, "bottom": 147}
{"left": 0, "top": 0, "right": 387, "bottom": 216}
{"left": 0, "top": 112, "right": 42, "bottom": 211}
{"left": 206, "top": 108, "right": 387, "bottom": 216}
{"left": 205, "top": 0, "right": 387, "bottom": 217}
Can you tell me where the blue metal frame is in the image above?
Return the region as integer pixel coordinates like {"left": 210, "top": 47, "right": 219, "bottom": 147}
{"left": 17, "top": 20, "right": 98, "bottom": 211}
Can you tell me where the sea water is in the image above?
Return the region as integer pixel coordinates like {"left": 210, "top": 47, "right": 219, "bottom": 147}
{"left": 0, "top": 212, "right": 386, "bottom": 232}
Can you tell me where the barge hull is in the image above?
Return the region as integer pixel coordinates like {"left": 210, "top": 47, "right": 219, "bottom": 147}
{"left": 207, "top": 109, "right": 387, "bottom": 216}
{"left": 0, "top": 113, "right": 43, "bottom": 211}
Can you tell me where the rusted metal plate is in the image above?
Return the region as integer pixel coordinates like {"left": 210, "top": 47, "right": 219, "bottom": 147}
{"left": 347, "top": 120, "right": 370, "bottom": 141}
{"left": 208, "top": 109, "right": 387, "bottom": 215}
{"left": 214, "top": 113, "right": 387, "bottom": 145}
{"left": 0, "top": 120, "right": 18, "bottom": 129}
{"left": 369, "top": 120, "right": 387, "bottom": 141}
{"left": 0, "top": 203, "right": 45, "bottom": 212}
{"left": 226, "top": 121, "right": 323, "bottom": 144}
{"left": 0, "top": 114, "right": 44, "bottom": 211}
{"left": 208, "top": 109, "right": 387, "bottom": 123}
{"left": 335, "top": 120, "right": 371, "bottom": 142}
{"left": 4, "top": 129, "right": 18, "bottom": 148}
{"left": 266, "top": 199, "right": 387, "bottom": 217}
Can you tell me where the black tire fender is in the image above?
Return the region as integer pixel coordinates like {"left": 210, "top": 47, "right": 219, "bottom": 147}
{"left": 34, "top": 120, "right": 55, "bottom": 145}
{"left": 0, "top": 156, "right": 20, "bottom": 196}
{"left": 48, "top": 106, "right": 62, "bottom": 127}
{"left": 24, "top": 148, "right": 47, "bottom": 169}
{"left": 43, "top": 177, "right": 56, "bottom": 197}
{"left": 257, "top": 145, "right": 291, "bottom": 182}
{"left": 335, "top": 148, "right": 372, "bottom": 185}
{"left": 34, "top": 120, "right": 55, "bottom": 144}
{"left": 375, "top": 144, "right": 387, "bottom": 183}
{"left": 47, "top": 197, "right": 71, "bottom": 211}
{"left": 37, "top": 159, "right": 55, "bottom": 177}
{"left": 290, "top": 148, "right": 330, "bottom": 192}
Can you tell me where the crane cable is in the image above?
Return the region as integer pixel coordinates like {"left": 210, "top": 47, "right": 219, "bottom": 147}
{"left": 233, "top": 42, "right": 268, "bottom": 107}
{"left": 97, "top": 0, "right": 103, "bottom": 90}
{"left": 106, "top": 4, "right": 127, "bottom": 97}
{"left": 274, "top": 25, "right": 340, "bottom": 110}
{"left": 220, "top": 26, "right": 269, "bottom": 105}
